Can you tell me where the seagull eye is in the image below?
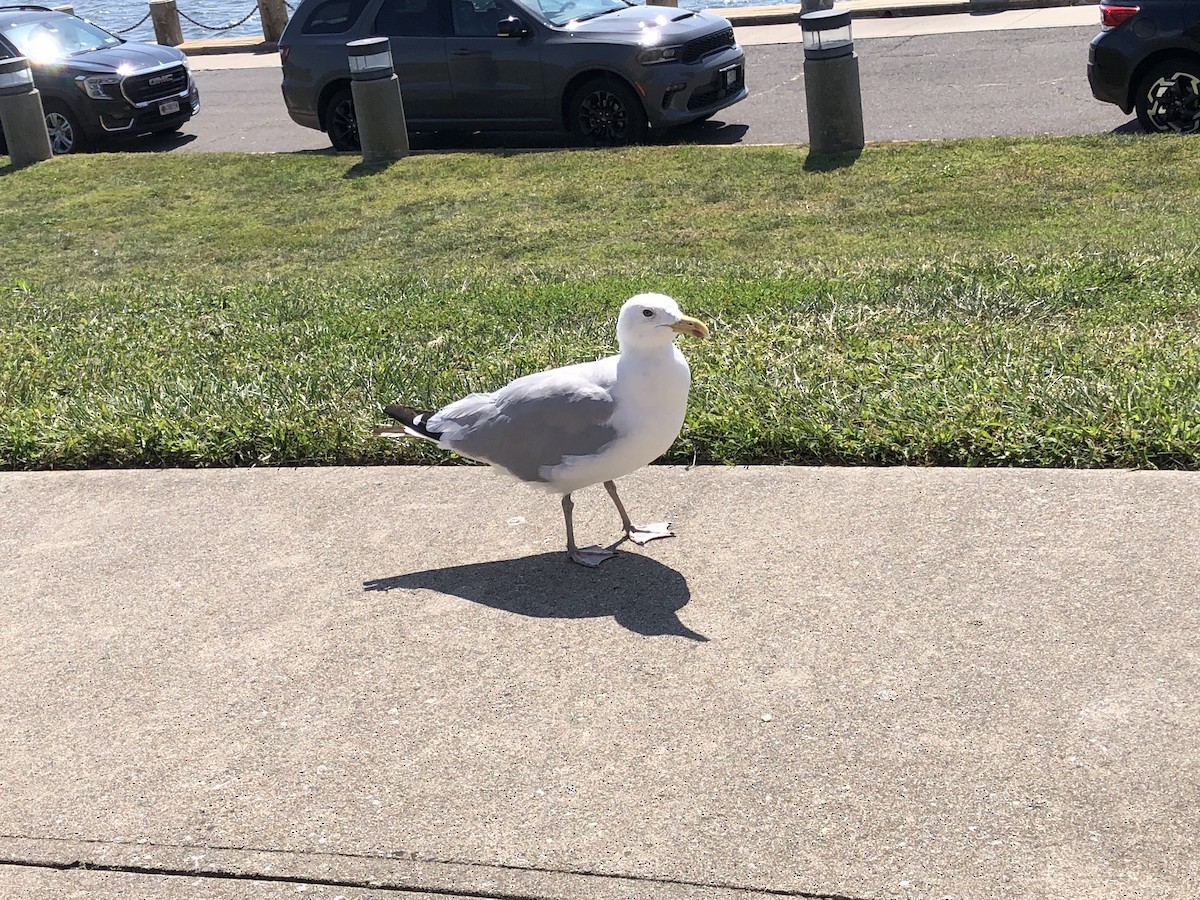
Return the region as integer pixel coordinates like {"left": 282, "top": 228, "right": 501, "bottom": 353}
{"left": 642, "top": 308, "right": 654, "bottom": 318}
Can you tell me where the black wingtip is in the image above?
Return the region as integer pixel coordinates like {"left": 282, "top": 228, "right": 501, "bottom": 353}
{"left": 383, "top": 403, "right": 441, "bottom": 439}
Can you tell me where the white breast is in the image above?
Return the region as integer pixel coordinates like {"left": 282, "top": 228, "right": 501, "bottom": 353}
{"left": 541, "top": 344, "right": 692, "bottom": 494}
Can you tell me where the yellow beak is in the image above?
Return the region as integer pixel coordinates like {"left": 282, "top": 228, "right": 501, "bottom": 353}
{"left": 669, "top": 315, "right": 710, "bottom": 339}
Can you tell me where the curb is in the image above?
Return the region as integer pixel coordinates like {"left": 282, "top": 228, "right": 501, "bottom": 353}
{"left": 177, "top": 0, "right": 1090, "bottom": 54}
{"left": 181, "top": 37, "right": 279, "bottom": 56}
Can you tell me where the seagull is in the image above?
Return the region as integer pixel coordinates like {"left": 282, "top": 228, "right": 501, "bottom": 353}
{"left": 373, "top": 293, "right": 710, "bottom": 567}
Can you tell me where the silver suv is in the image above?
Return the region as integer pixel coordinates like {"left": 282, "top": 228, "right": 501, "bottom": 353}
{"left": 279, "top": 0, "right": 747, "bottom": 148}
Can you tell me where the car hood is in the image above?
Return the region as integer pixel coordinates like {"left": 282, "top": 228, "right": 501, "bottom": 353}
{"left": 564, "top": 6, "right": 730, "bottom": 39}
{"left": 56, "top": 42, "right": 187, "bottom": 75}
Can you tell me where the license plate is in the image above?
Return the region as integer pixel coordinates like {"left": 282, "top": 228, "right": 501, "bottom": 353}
{"left": 159, "top": 99, "right": 180, "bottom": 116}
{"left": 721, "top": 65, "right": 741, "bottom": 89}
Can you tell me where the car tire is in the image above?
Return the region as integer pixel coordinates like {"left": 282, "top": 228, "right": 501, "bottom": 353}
{"left": 1134, "top": 58, "right": 1200, "bottom": 134}
{"left": 43, "top": 100, "right": 87, "bottom": 155}
{"left": 569, "top": 76, "right": 648, "bottom": 147}
{"left": 325, "top": 87, "right": 361, "bottom": 152}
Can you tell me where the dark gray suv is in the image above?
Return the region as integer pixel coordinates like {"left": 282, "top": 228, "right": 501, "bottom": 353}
{"left": 0, "top": 4, "right": 199, "bottom": 155}
{"left": 279, "top": 0, "right": 747, "bottom": 148}
{"left": 1089, "top": 0, "right": 1200, "bottom": 133}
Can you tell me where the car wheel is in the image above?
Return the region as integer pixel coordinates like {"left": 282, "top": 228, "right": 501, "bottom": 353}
{"left": 43, "top": 100, "right": 87, "bottom": 154}
{"left": 1134, "top": 58, "right": 1200, "bottom": 134}
{"left": 569, "top": 77, "right": 648, "bottom": 147}
{"left": 325, "top": 87, "right": 360, "bottom": 152}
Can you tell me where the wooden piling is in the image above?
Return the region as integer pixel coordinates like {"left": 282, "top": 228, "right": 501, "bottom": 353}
{"left": 149, "top": 0, "right": 184, "bottom": 46}
{"left": 257, "top": 0, "right": 289, "bottom": 43}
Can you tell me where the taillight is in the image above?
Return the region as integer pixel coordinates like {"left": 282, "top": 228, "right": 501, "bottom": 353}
{"left": 1100, "top": 3, "right": 1140, "bottom": 29}
{"left": 279, "top": 44, "right": 290, "bottom": 65}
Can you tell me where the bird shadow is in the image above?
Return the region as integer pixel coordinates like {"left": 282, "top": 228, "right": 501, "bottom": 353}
{"left": 364, "top": 551, "right": 707, "bottom": 641}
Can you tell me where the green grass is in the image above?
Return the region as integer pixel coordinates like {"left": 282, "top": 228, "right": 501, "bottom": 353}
{"left": 3, "top": 136, "right": 1200, "bottom": 469}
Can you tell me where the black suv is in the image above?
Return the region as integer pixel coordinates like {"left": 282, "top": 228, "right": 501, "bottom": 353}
{"left": 0, "top": 4, "right": 200, "bottom": 154}
{"left": 1088, "top": 0, "right": 1200, "bottom": 133}
{"left": 280, "top": 0, "right": 747, "bottom": 149}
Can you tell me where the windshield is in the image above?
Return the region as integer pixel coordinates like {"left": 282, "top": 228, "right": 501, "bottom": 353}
{"left": 509, "top": 0, "right": 632, "bottom": 27}
{"left": 0, "top": 16, "right": 121, "bottom": 62}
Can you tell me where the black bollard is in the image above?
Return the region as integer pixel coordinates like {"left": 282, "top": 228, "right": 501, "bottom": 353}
{"left": 800, "top": 9, "right": 865, "bottom": 156}
{"left": 348, "top": 37, "right": 409, "bottom": 163}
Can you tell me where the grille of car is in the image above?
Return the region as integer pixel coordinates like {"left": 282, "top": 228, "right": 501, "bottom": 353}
{"left": 681, "top": 27, "right": 735, "bottom": 64}
{"left": 122, "top": 64, "right": 189, "bottom": 105}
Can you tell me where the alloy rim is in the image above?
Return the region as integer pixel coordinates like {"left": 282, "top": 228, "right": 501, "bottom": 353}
{"left": 1146, "top": 71, "right": 1200, "bottom": 134}
{"left": 46, "top": 112, "right": 74, "bottom": 154}
{"left": 579, "top": 90, "right": 627, "bottom": 144}
{"left": 331, "top": 99, "right": 359, "bottom": 149}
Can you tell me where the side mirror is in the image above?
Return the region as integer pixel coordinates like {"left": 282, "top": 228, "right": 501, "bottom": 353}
{"left": 497, "top": 15, "right": 528, "bottom": 37}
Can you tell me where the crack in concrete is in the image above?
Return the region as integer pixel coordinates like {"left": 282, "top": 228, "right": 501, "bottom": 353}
{"left": 449, "top": 859, "right": 871, "bottom": 900}
{"left": 1, "top": 856, "right": 534, "bottom": 898}
{"left": 0, "top": 837, "right": 872, "bottom": 900}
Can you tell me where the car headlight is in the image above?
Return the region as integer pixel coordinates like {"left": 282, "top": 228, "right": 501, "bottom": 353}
{"left": 78, "top": 74, "right": 122, "bottom": 100}
{"left": 637, "top": 45, "right": 682, "bottom": 66}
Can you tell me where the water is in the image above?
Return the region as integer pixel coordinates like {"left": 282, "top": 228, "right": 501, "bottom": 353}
{"left": 69, "top": 0, "right": 775, "bottom": 44}
{"left": 70, "top": 1, "right": 271, "bottom": 43}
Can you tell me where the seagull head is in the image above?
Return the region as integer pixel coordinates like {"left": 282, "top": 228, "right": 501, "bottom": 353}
{"left": 616, "top": 293, "right": 710, "bottom": 351}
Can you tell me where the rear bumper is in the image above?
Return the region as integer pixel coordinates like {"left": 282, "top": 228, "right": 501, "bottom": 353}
{"left": 1088, "top": 35, "right": 1134, "bottom": 112}
{"left": 283, "top": 98, "right": 321, "bottom": 131}
{"left": 281, "top": 74, "right": 323, "bottom": 131}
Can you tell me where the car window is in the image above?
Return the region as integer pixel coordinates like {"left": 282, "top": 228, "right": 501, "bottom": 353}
{"left": 301, "top": 0, "right": 371, "bottom": 34}
{"left": 0, "top": 15, "right": 120, "bottom": 62}
{"left": 375, "top": 0, "right": 452, "bottom": 37}
{"left": 509, "top": 0, "right": 630, "bottom": 27}
{"left": 452, "top": 0, "right": 502, "bottom": 37}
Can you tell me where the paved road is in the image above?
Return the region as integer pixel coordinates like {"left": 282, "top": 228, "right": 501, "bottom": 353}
{"left": 167, "top": 12, "right": 1133, "bottom": 154}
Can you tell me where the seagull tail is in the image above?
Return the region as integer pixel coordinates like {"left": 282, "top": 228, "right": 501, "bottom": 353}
{"left": 374, "top": 403, "right": 443, "bottom": 442}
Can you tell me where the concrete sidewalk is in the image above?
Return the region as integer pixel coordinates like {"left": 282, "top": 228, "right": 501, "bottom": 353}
{"left": 1, "top": 466, "right": 1197, "bottom": 899}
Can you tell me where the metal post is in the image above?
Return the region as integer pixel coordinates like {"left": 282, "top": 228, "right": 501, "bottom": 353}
{"left": 257, "top": 0, "right": 289, "bottom": 43}
{"left": 348, "top": 37, "right": 409, "bottom": 163}
{"left": 800, "top": 9, "right": 864, "bottom": 156}
{"left": 0, "top": 57, "right": 53, "bottom": 166}
{"left": 149, "top": 0, "right": 185, "bottom": 47}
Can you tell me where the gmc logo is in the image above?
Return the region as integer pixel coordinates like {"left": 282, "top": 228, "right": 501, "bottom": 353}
{"left": 148, "top": 74, "right": 175, "bottom": 86}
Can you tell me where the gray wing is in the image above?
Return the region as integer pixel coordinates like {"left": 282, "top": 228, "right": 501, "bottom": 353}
{"left": 429, "top": 361, "right": 619, "bottom": 483}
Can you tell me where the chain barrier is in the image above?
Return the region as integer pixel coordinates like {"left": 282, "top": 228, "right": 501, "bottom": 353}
{"left": 108, "top": 2, "right": 298, "bottom": 38}
{"left": 177, "top": 6, "right": 260, "bottom": 33}
{"left": 111, "top": 12, "right": 151, "bottom": 35}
